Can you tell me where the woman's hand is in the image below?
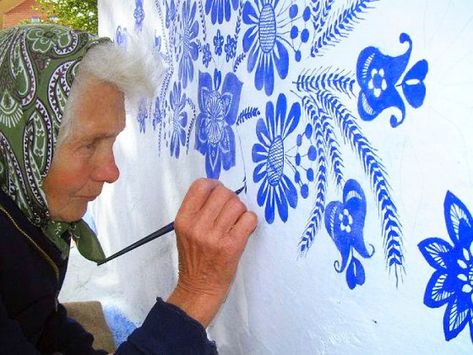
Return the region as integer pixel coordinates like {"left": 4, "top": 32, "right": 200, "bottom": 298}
{"left": 167, "top": 178, "right": 257, "bottom": 327}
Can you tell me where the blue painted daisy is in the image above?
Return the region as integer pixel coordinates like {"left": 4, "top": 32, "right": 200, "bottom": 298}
{"left": 195, "top": 70, "right": 242, "bottom": 179}
{"left": 178, "top": 0, "right": 199, "bottom": 88}
{"left": 169, "top": 82, "right": 188, "bottom": 158}
{"left": 419, "top": 191, "right": 473, "bottom": 341}
{"left": 242, "top": 0, "right": 291, "bottom": 96}
{"left": 252, "top": 94, "right": 300, "bottom": 223}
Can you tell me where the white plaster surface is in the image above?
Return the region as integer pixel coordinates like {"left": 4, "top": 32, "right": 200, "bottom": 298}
{"left": 60, "top": 1, "right": 473, "bottom": 353}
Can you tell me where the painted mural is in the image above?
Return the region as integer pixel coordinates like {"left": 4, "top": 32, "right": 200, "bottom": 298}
{"left": 94, "top": 0, "right": 473, "bottom": 350}
{"left": 121, "top": 0, "right": 429, "bottom": 289}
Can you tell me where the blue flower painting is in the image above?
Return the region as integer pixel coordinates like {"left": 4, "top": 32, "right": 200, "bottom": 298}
{"left": 252, "top": 94, "right": 300, "bottom": 223}
{"left": 169, "top": 82, "right": 188, "bottom": 158}
{"left": 419, "top": 192, "right": 473, "bottom": 342}
{"left": 242, "top": 0, "right": 290, "bottom": 96}
{"left": 195, "top": 70, "right": 242, "bottom": 179}
{"left": 205, "top": 0, "right": 239, "bottom": 24}
{"left": 178, "top": 0, "right": 199, "bottom": 88}
{"left": 356, "top": 33, "right": 428, "bottom": 127}
{"left": 325, "top": 179, "right": 374, "bottom": 289}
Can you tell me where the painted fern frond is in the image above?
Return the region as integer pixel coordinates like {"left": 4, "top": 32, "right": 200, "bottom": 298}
{"left": 315, "top": 90, "right": 405, "bottom": 282}
{"left": 299, "top": 95, "right": 327, "bottom": 254}
{"left": 234, "top": 0, "right": 243, "bottom": 38}
{"left": 311, "top": 0, "right": 378, "bottom": 57}
{"left": 233, "top": 52, "right": 246, "bottom": 72}
{"left": 236, "top": 106, "right": 260, "bottom": 126}
{"left": 320, "top": 109, "right": 344, "bottom": 187}
{"left": 312, "top": 0, "right": 335, "bottom": 33}
{"left": 294, "top": 67, "right": 356, "bottom": 97}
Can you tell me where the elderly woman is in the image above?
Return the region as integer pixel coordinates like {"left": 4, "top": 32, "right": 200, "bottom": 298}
{"left": 0, "top": 25, "right": 257, "bottom": 354}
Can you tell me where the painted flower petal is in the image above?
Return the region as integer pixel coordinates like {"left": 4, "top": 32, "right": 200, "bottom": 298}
{"left": 252, "top": 143, "right": 268, "bottom": 163}
{"left": 221, "top": 127, "right": 235, "bottom": 171}
{"left": 253, "top": 162, "right": 266, "bottom": 183}
{"left": 275, "top": 185, "right": 288, "bottom": 222}
{"left": 256, "top": 118, "right": 271, "bottom": 147}
{"left": 282, "top": 100, "right": 301, "bottom": 138}
{"left": 205, "top": 145, "right": 221, "bottom": 178}
{"left": 264, "top": 55, "right": 275, "bottom": 96}
{"left": 418, "top": 237, "right": 452, "bottom": 270}
{"left": 274, "top": 40, "right": 289, "bottom": 80}
{"left": 257, "top": 178, "right": 269, "bottom": 206}
{"left": 444, "top": 191, "right": 473, "bottom": 245}
{"left": 281, "top": 175, "right": 298, "bottom": 209}
{"left": 424, "top": 271, "right": 454, "bottom": 308}
{"left": 443, "top": 295, "right": 470, "bottom": 341}
{"left": 242, "top": 0, "right": 258, "bottom": 25}
{"left": 275, "top": 94, "right": 287, "bottom": 131}
{"left": 255, "top": 53, "right": 266, "bottom": 92}
{"left": 265, "top": 100, "right": 277, "bottom": 141}
{"left": 265, "top": 187, "right": 275, "bottom": 224}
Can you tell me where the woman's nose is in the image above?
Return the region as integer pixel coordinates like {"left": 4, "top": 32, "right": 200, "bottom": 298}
{"left": 94, "top": 154, "right": 120, "bottom": 183}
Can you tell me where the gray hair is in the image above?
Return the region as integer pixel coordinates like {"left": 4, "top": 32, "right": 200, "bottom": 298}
{"left": 57, "top": 39, "right": 165, "bottom": 145}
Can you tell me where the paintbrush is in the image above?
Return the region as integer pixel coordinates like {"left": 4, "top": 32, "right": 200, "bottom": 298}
{"left": 97, "top": 184, "right": 246, "bottom": 266}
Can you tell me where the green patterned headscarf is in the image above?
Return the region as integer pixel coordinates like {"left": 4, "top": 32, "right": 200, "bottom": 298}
{"left": 0, "top": 24, "right": 107, "bottom": 262}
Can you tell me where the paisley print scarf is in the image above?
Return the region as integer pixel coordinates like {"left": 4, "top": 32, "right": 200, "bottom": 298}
{"left": 0, "top": 24, "right": 108, "bottom": 262}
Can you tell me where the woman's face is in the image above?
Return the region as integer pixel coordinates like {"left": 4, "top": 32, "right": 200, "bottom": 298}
{"left": 43, "top": 79, "right": 126, "bottom": 222}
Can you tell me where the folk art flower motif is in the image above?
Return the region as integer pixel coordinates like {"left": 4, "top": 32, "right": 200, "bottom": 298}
{"left": 242, "top": 0, "right": 290, "bottom": 96}
{"left": 205, "top": 0, "right": 239, "bottom": 24}
{"left": 356, "top": 33, "right": 428, "bottom": 127}
{"left": 178, "top": 0, "right": 199, "bottom": 88}
{"left": 419, "top": 192, "right": 473, "bottom": 342}
{"left": 169, "top": 82, "right": 188, "bottom": 158}
{"left": 195, "top": 69, "right": 242, "bottom": 179}
{"left": 324, "top": 179, "right": 374, "bottom": 289}
{"left": 252, "top": 94, "right": 300, "bottom": 224}
{"left": 213, "top": 29, "right": 224, "bottom": 56}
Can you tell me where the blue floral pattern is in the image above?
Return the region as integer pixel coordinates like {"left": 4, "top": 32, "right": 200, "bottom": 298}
{"left": 242, "top": 0, "right": 290, "bottom": 96}
{"left": 205, "top": 0, "right": 239, "bottom": 24}
{"left": 356, "top": 33, "right": 428, "bottom": 127}
{"left": 252, "top": 94, "right": 300, "bottom": 223}
{"left": 178, "top": 0, "right": 199, "bottom": 88}
{"left": 419, "top": 192, "right": 473, "bottom": 342}
{"left": 213, "top": 29, "right": 224, "bottom": 56}
{"left": 195, "top": 70, "right": 242, "bottom": 179}
{"left": 324, "top": 179, "right": 374, "bottom": 289}
{"left": 169, "top": 82, "right": 188, "bottom": 158}
{"left": 143, "top": 0, "right": 432, "bottom": 287}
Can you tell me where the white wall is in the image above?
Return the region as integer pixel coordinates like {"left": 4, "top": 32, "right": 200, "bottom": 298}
{"left": 62, "top": 0, "right": 473, "bottom": 353}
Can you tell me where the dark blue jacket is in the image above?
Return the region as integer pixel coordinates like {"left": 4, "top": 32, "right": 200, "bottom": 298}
{"left": 0, "top": 189, "right": 217, "bottom": 354}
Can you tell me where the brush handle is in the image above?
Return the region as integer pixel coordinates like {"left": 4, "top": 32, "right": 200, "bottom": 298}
{"left": 97, "top": 184, "right": 246, "bottom": 266}
{"left": 97, "top": 222, "right": 174, "bottom": 265}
